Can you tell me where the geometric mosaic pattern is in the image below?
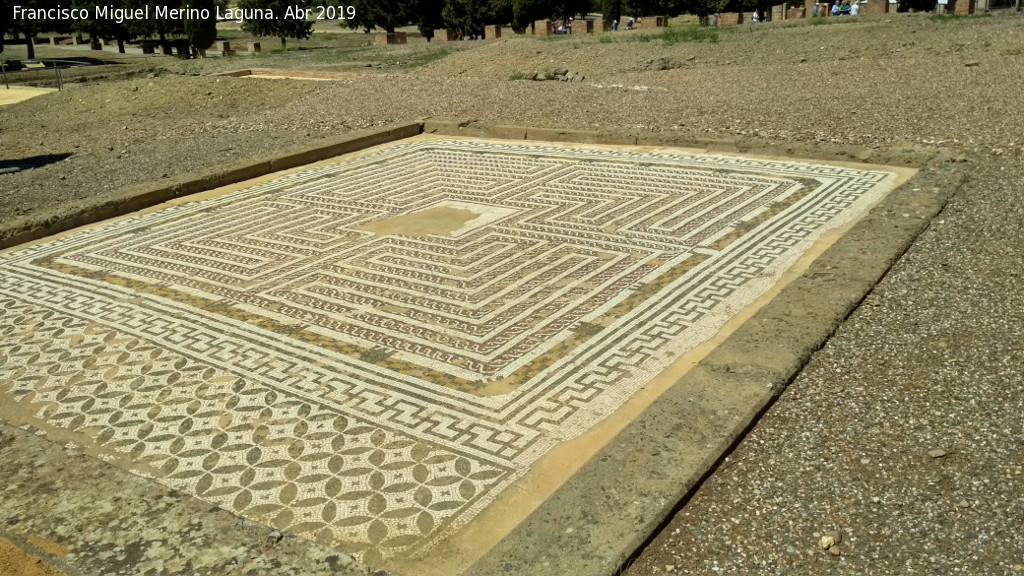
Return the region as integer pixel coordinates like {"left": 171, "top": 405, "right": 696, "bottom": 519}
{"left": 0, "top": 138, "right": 897, "bottom": 565}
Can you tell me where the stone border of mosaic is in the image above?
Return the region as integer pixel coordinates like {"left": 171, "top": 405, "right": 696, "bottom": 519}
{"left": 0, "top": 123, "right": 965, "bottom": 576}
{"left": 2, "top": 138, "right": 897, "bottom": 565}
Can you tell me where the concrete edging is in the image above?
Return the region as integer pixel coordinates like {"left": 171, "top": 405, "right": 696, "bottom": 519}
{"left": 422, "top": 118, "right": 950, "bottom": 168}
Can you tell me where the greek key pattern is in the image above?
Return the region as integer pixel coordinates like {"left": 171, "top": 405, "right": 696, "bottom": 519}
{"left": 0, "top": 138, "right": 896, "bottom": 562}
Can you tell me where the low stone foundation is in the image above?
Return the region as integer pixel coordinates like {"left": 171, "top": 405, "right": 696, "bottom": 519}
{"left": 374, "top": 32, "right": 408, "bottom": 45}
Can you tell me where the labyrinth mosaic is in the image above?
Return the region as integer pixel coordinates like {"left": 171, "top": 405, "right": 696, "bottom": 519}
{"left": 0, "top": 138, "right": 898, "bottom": 564}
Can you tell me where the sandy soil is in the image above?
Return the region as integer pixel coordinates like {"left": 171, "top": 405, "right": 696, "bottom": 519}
{"left": 0, "top": 86, "right": 56, "bottom": 107}
{"left": 0, "top": 537, "right": 65, "bottom": 576}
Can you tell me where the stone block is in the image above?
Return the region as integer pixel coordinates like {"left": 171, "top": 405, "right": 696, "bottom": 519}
{"left": 526, "top": 127, "right": 602, "bottom": 144}
{"left": 640, "top": 15, "right": 665, "bottom": 28}
{"left": 422, "top": 119, "right": 468, "bottom": 134}
{"left": 492, "top": 125, "right": 528, "bottom": 140}
{"left": 787, "top": 6, "right": 806, "bottom": 18}
{"left": 953, "top": 0, "right": 974, "bottom": 14}
{"left": 571, "top": 19, "right": 595, "bottom": 34}
{"left": 248, "top": 42, "right": 261, "bottom": 53}
{"left": 374, "top": 32, "right": 408, "bottom": 45}
{"left": 864, "top": 0, "right": 888, "bottom": 13}
{"left": 534, "top": 19, "right": 553, "bottom": 35}
{"left": 485, "top": 25, "right": 502, "bottom": 39}
{"left": 434, "top": 28, "right": 457, "bottom": 41}
{"left": 718, "top": 12, "right": 743, "bottom": 25}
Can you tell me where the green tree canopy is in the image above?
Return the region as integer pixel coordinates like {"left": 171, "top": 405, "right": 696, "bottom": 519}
{"left": 185, "top": 0, "right": 217, "bottom": 55}
{"left": 347, "top": 0, "right": 411, "bottom": 32}
{"left": 441, "top": 0, "right": 490, "bottom": 37}
{"left": 602, "top": 0, "right": 622, "bottom": 24}
{"left": 512, "top": 0, "right": 547, "bottom": 32}
{"left": 6, "top": 0, "right": 69, "bottom": 58}
{"left": 239, "top": 0, "right": 314, "bottom": 46}
{"left": 683, "top": 0, "right": 727, "bottom": 21}
{"left": 417, "top": 0, "right": 445, "bottom": 38}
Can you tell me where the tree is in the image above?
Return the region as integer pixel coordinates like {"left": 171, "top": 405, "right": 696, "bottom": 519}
{"left": 602, "top": 0, "right": 622, "bottom": 25}
{"left": 185, "top": 0, "right": 217, "bottom": 56}
{"left": 417, "top": 0, "right": 445, "bottom": 39}
{"left": 681, "top": 0, "right": 726, "bottom": 23}
{"left": 129, "top": 0, "right": 185, "bottom": 42}
{"left": 442, "top": 0, "right": 513, "bottom": 37}
{"left": 69, "top": 0, "right": 141, "bottom": 53}
{"left": 347, "top": 0, "right": 412, "bottom": 32}
{"left": 239, "top": 0, "right": 314, "bottom": 46}
{"left": 442, "top": 0, "right": 489, "bottom": 37}
{"left": 623, "top": 0, "right": 678, "bottom": 17}
{"left": 512, "top": 0, "right": 547, "bottom": 33}
{"left": 549, "top": 0, "right": 591, "bottom": 20}
{"left": 7, "top": 0, "right": 67, "bottom": 59}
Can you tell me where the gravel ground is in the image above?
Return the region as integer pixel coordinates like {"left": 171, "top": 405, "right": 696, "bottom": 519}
{"left": 625, "top": 154, "right": 1024, "bottom": 575}
{"left": 3, "top": 13, "right": 1023, "bottom": 232}
{"left": 1, "top": 11, "right": 1023, "bottom": 575}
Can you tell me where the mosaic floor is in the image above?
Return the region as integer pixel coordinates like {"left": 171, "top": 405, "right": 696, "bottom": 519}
{"left": 0, "top": 137, "right": 898, "bottom": 568}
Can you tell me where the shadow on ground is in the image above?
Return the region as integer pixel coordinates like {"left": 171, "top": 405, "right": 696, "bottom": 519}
{"left": 0, "top": 153, "right": 73, "bottom": 174}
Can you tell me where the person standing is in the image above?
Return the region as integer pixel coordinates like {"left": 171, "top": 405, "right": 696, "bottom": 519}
{"left": 851, "top": 1, "right": 860, "bottom": 14}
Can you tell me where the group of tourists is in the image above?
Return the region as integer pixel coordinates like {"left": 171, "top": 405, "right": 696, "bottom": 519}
{"left": 812, "top": 0, "right": 862, "bottom": 15}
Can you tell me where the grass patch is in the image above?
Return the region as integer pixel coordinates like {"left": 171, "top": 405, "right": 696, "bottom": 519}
{"left": 387, "top": 47, "right": 452, "bottom": 69}
{"left": 598, "top": 34, "right": 614, "bottom": 43}
{"left": 809, "top": 15, "right": 860, "bottom": 25}
{"left": 508, "top": 71, "right": 528, "bottom": 80}
{"left": 929, "top": 12, "right": 992, "bottom": 22}
{"left": 633, "top": 24, "right": 719, "bottom": 45}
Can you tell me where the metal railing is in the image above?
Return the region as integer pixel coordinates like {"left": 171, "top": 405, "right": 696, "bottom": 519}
{"left": 1, "top": 58, "right": 93, "bottom": 91}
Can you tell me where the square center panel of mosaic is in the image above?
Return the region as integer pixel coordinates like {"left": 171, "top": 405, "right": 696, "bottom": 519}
{"left": 0, "top": 138, "right": 897, "bottom": 565}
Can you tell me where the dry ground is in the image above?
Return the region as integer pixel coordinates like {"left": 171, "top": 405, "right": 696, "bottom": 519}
{"left": 1, "top": 11, "right": 1022, "bottom": 575}
{"left": 1, "top": 14, "right": 1022, "bottom": 236}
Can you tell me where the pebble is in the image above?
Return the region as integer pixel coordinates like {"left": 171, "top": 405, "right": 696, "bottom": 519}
{"left": 927, "top": 449, "right": 948, "bottom": 459}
